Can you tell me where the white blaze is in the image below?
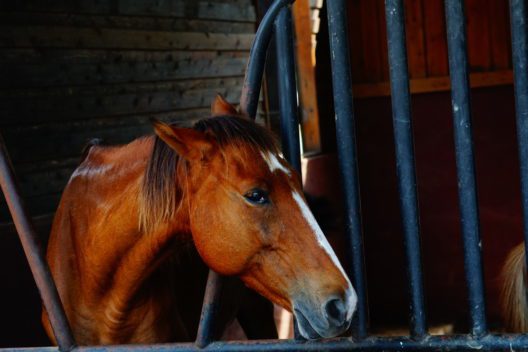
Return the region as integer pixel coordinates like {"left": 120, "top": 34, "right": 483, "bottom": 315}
{"left": 260, "top": 150, "right": 357, "bottom": 321}
{"left": 260, "top": 151, "right": 291, "bottom": 176}
{"left": 291, "top": 190, "right": 357, "bottom": 320}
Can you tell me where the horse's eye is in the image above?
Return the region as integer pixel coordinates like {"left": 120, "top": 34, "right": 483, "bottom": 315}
{"left": 244, "top": 189, "right": 270, "bottom": 205}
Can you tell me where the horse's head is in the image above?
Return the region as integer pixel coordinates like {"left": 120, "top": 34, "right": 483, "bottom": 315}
{"left": 152, "top": 95, "right": 357, "bottom": 339}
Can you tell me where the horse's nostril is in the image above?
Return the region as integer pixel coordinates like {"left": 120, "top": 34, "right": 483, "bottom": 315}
{"left": 324, "top": 298, "right": 346, "bottom": 325}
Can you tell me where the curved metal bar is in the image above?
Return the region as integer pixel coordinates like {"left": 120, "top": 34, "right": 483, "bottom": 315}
{"left": 273, "top": 2, "right": 301, "bottom": 338}
{"left": 196, "top": 2, "right": 296, "bottom": 345}
{"left": 239, "top": 0, "right": 295, "bottom": 119}
{"left": 274, "top": 6, "right": 301, "bottom": 174}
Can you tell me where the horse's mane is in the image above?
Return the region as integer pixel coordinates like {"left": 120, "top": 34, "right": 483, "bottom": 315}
{"left": 138, "top": 115, "right": 279, "bottom": 233}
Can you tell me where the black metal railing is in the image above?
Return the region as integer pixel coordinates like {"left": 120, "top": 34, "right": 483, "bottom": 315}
{"left": 1, "top": 0, "right": 528, "bottom": 351}
{"left": 326, "top": 0, "right": 368, "bottom": 340}
{"left": 444, "top": 0, "right": 488, "bottom": 337}
{"left": 384, "top": 0, "right": 427, "bottom": 339}
{"left": 511, "top": 0, "right": 528, "bottom": 271}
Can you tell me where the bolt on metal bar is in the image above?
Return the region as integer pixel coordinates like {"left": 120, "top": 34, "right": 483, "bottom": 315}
{"left": 240, "top": 0, "right": 295, "bottom": 119}
{"left": 274, "top": 6, "right": 302, "bottom": 174}
{"left": 195, "top": 270, "right": 223, "bottom": 347}
{"left": 510, "top": 0, "right": 528, "bottom": 270}
{"left": 0, "top": 134, "right": 75, "bottom": 351}
{"left": 444, "top": 0, "right": 487, "bottom": 337}
{"left": 326, "top": 0, "right": 368, "bottom": 339}
{"left": 383, "top": 0, "right": 427, "bottom": 339}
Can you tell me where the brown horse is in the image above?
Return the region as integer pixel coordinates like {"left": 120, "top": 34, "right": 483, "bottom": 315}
{"left": 42, "top": 96, "right": 357, "bottom": 345}
{"left": 500, "top": 243, "right": 527, "bottom": 332}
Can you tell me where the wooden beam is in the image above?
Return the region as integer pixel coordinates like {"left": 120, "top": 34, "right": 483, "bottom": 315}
{"left": 0, "top": 86, "right": 243, "bottom": 125}
{"left": 423, "top": 0, "right": 449, "bottom": 77}
{"left": 1, "top": 56, "right": 248, "bottom": 88}
{"left": 488, "top": 0, "right": 511, "bottom": 70}
{"left": 404, "top": 0, "right": 426, "bottom": 78}
{"left": 292, "top": 0, "right": 321, "bottom": 154}
{"left": 0, "top": 26, "right": 254, "bottom": 51}
{"left": 466, "top": 0, "right": 492, "bottom": 71}
{"left": 0, "top": 0, "right": 257, "bottom": 22}
{"left": 0, "top": 12, "right": 255, "bottom": 33}
{"left": 352, "top": 70, "right": 513, "bottom": 98}
{"left": 0, "top": 48, "right": 248, "bottom": 64}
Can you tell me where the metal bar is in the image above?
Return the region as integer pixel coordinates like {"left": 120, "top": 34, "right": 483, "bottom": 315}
{"left": 384, "top": 0, "right": 427, "bottom": 339}
{"left": 195, "top": 270, "right": 223, "bottom": 348}
{"left": 510, "top": 0, "right": 528, "bottom": 270}
{"left": 444, "top": 0, "right": 487, "bottom": 337}
{"left": 274, "top": 8, "right": 303, "bottom": 339}
{"left": 326, "top": 0, "right": 368, "bottom": 339}
{"left": 196, "top": 1, "right": 297, "bottom": 344}
{"left": 256, "top": 0, "right": 281, "bottom": 139}
{"left": 66, "top": 334, "right": 528, "bottom": 352}
{"left": 274, "top": 6, "right": 302, "bottom": 174}
{"left": 0, "top": 134, "right": 75, "bottom": 351}
{"left": 240, "top": 0, "right": 295, "bottom": 119}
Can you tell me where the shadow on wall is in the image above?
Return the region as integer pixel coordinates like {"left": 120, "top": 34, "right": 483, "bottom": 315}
{"left": 0, "top": 222, "right": 51, "bottom": 347}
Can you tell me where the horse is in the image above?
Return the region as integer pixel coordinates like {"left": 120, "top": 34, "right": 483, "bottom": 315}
{"left": 41, "top": 95, "right": 357, "bottom": 345}
{"left": 500, "top": 243, "right": 528, "bottom": 332}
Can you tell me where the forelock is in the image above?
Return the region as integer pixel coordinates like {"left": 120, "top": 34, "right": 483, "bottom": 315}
{"left": 192, "top": 116, "right": 279, "bottom": 154}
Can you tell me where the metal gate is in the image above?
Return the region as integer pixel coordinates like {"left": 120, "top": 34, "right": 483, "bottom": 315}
{"left": 1, "top": 0, "right": 528, "bottom": 350}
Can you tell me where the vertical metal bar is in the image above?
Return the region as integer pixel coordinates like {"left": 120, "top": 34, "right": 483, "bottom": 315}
{"left": 326, "top": 0, "right": 368, "bottom": 339}
{"left": 275, "top": 8, "right": 302, "bottom": 339}
{"left": 274, "top": 6, "right": 302, "bottom": 174}
{"left": 194, "top": 1, "right": 298, "bottom": 345}
{"left": 384, "top": 0, "right": 427, "bottom": 339}
{"left": 510, "top": 0, "right": 528, "bottom": 270}
{"left": 0, "top": 134, "right": 75, "bottom": 351}
{"left": 195, "top": 270, "right": 223, "bottom": 347}
{"left": 257, "top": 0, "right": 281, "bottom": 136}
{"left": 240, "top": 0, "right": 295, "bottom": 119}
{"left": 444, "top": 0, "right": 487, "bottom": 337}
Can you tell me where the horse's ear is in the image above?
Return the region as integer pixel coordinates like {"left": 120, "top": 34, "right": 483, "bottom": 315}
{"left": 151, "top": 119, "right": 214, "bottom": 161}
{"left": 211, "top": 94, "right": 238, "bottom": 116}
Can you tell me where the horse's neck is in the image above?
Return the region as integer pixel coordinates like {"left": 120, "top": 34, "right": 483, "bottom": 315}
{"left": 78, "top": 138, "right": 192, "bottom": 325}
{"left": 106, "top": 213, "right": 191, "bottom": 302}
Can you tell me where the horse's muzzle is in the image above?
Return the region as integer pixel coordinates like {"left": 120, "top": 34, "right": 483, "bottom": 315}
{"left": 292, "top": 288, "right": 357, "bottom": 339}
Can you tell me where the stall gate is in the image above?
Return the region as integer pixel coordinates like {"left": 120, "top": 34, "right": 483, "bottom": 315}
{"left": 1, "top": 0, "right": 528, "bottom": 350}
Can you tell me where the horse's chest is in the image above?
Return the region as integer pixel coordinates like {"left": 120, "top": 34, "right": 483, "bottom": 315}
{"left": 107, "top": 245, "right": 208, "bottom": 341}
